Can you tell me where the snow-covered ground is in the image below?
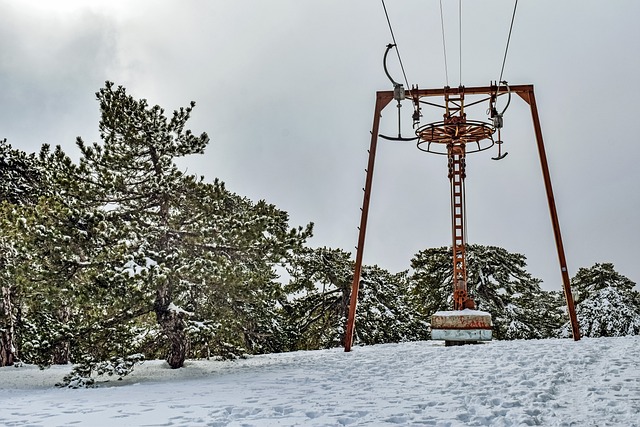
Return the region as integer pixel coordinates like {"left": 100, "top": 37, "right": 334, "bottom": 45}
{"left": 1, "top": 337, "right": 639, "bottom": 426}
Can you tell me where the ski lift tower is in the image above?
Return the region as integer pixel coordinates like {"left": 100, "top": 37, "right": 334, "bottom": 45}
{"left": 343, "top": 81, "right": 581, "bottom": 351}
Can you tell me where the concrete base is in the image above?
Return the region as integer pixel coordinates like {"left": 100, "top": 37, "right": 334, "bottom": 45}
{"left": 431, "top": 328, "right": 492, "bottom": 341}
{"left": 431, "top": 309, "right": 493, "bottom": 342}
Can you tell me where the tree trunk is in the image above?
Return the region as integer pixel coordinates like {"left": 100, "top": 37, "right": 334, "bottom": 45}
{"left": 155, "top": 285, "right": 189, "bottom": 369}
{"left": 150, "top": 144, "right": 188, "bottom": 368}
{"left": 160, "top": 310, "right": 188, "bottom": 369}
{"left": 51, "top": 306, "right": 71, "bottom": 365}
{"left": 340, "top": 283, "right": 351, "bottom": 347}
{"left": 0, "top": 285, "right": 16, "bottom": 366}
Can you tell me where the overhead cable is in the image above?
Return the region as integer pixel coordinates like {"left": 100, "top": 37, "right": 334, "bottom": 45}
{"left": 439, "top": 0, "right": 449, "bottom": 86}
{"left": 498, "top": 0, "right": 519, "bottom": 84}
{"left": 381, "top": 0, "right": 411, "bottom": 91}
{"left": 458, "top": 0, "right": 462, "bottom": 86}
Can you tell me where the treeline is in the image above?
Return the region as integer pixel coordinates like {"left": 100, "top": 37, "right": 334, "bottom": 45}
{"left": 1, "top": 83, "right": 638, "bottom": 386}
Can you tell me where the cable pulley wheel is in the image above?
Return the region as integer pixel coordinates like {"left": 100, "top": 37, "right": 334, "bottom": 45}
{"left": 415, "top": 120, "right": 496, "bottom": 155}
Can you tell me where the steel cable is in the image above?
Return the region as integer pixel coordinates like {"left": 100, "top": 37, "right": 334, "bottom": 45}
{"left": 498, "top": 0, "right": 519, "bottom": 84}
{"left": 439, "top": 0, "right": 450, "bottom": 86}
{"left": 381, "top": 0, "right": 411, "bottom": 91}
{"left": 458, "top": 0, "right": 462, "bottom": 86}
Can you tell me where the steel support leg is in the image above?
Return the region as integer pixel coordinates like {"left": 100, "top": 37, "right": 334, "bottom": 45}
{"left": 344, "top": 92, "right": 393, "bottom": 352}
{"left": 519, "top": 88, "right": 581, "bottom": 341}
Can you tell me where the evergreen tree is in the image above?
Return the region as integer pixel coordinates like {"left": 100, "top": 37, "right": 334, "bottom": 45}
{"left": 284, "top": 247, "right": 353, "bottom": 349}
{"left": 409, "top": 246, "right": 452, "bottom": 321}
{"left": 0, "top": 138, "right": 44, "bottom": 206}
{"left": 1, "top": 83, "right": 313, "bottom": 377}
{"left": 355, "top": 266, "right": 429, "bottom": 345}
{"left": 560, "top": 263, "right": 640, "bottom": 337}
{"left": 410, "top": 244, "right": 562, "bottom": 340}
{"left": 0, "top": 140, "right": 59, "bottom": 366}
{"left": 174, "top": 178, "right": 312, "bottom": 359}
{"left": 0, "top": 156, "right": 148, "bottom": 370}
{"left": 570, "top": 262, "right": 637, "bottom": 305}
{"left": 75, "top": 82, "right": 211, "bottom": 368}
{"left": 75, "top": 82, "right": 312, "bottom": 367}
{"left": 0, "top": 230, "right": 18, "bottom": 366}
{"left": 284, "top": 247, "right": 425, "bottom": 350}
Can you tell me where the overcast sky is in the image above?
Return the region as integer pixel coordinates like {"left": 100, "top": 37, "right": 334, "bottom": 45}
{"left": 1, "top": 0, "right": 639, "bottom": 291}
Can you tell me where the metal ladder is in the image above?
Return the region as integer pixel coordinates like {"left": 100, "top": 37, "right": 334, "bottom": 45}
{"left": 448, "top": 141, "right": 468, "bottom": 310}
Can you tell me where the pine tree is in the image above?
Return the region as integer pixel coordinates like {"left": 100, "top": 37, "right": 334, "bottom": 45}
{"left": 560, "top": 263, "right": 640, "bottom": 337}
{"left": 284, "top": 247, "right": 353, "bottom": 349}
{"left": 174, "top": 179, "right": 312, "bottom": 359}
{"left": 75, "top": 82, "right": 210, "bottom": 368}
{"left": 75, "top": 82, "right": 313, "bottom": 367}
{"left": 2, "top": 82, "right": 315, "bottom": 378}
{"left": 0, "top": 140, "right": 52, "bottom": 366}
{"left": 409, "top": 246, "right": 452, "bottom": 321}
{"left": 284, "top": 247, "right": 425, "bottom": 350}
{"left": 0, "top": 139, "right": 158, "bottom": 382}
{"left": 0, "top": 229, "right": 19, "bottom": 366}
{"left": 570, "top": 262, "right": 637, "bottom": 304}
{"left": 1, "top": 184, "right": 147, "bottom": 368}
{"left": 355, "top": 266, "right": 429, "bottom": 345}
{"left": 0, "top": 138, "right": 44, "bottom": 206}
{"left": 410, "top": 244, "right": 561, "bottom": 340}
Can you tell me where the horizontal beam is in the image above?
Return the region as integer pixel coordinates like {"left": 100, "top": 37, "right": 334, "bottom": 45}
{"left": 376, "top": 84, "right": 535, "bottom": 103}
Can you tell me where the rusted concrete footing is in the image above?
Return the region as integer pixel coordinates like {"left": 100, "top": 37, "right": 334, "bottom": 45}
{"left": 431, "top": 309, "right": 493, "bottom": 344}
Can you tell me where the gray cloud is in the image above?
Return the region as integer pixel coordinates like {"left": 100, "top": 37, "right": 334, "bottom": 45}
{"left": 1, "top": 0, "right": 639, "bottom": 290}
{"left": 0, "top": 1, "right": 118, "bottom": 154}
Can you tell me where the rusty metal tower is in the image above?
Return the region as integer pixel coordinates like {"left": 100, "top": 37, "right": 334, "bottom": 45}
{"left": 343, "top": 82, "right": 581, "bottom": 351}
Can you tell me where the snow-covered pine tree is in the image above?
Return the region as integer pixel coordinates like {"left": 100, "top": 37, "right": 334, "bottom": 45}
{"left": 570, "top": 262, "right": 637, "bottom": 305}
{"left": 409, "top": 244, "right": 562, "bottom": 340}
{"left": 0, "top": 139, "right": 41, "bottom": 366}
{"left": 5, "top": 200, "right": 118, "bottom": 365}
{"left": 409, "top": 246, "right": 452, "bottom": 322}
{"left": 355, "top": 266, "right": 429, "bottom": 345}
{"left": 0, "top": 138, "right": 44, "bottom": 206}
{"left": 0, "top": 144, "right": 148, "bottom": 370}
{"left": 283, "top": 247, "right": 353, "bottom": 350}
{"left": 76, "top": 82, "right": 313, "bottom": 367}
{"left": 0, "top": 140, "right": 54, "bottom": 366}
{"left": 559, "top": 263, "right": 640, "bottom": 337}
{"left": 284, "top": 247, "right": 425, "bottom": 350}
{"left": 1, "top": 84, "right": 314, "bottom": 377}
{"left": 174, "top": 178, "right": 312, "bottom": 359}
{"left": 75, "top": 82, "right": 211, "bottom": 368}
{"left": 0, "top": 232, "right": 18, "bottom": 367}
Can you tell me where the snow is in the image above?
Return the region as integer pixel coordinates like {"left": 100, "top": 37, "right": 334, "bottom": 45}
{"left": 433, "top": 309, "right": 491, "bottom": 317}
{"left": 167, "top": 302, "right": 192, "bottom": 315}
{"left": 1, "top": 337, "right": 639, "bottom": 426}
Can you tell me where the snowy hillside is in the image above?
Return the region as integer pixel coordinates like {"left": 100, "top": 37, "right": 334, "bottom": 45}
{"left": 1, "top": 337, "right": 639, "bottom": 426}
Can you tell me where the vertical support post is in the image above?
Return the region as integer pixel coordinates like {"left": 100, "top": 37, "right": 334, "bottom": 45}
{"left": 448, "top": 142, "right": 468, "bottom": 310}
{"left": 524, "top": 88, "right": 581, "bottom": 341}
{"left": 344, "top": 92, "right": 392, "bottom": 352}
